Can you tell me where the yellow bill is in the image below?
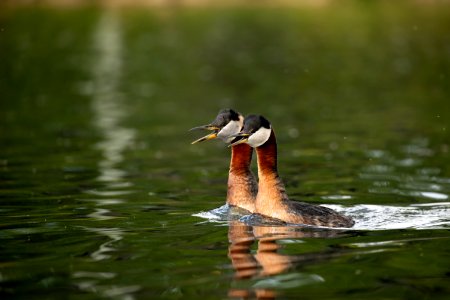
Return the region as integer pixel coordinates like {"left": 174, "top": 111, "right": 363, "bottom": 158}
{"left": 191, "top": 132, "right": 218, "bottom": 144}
{"left": 228, "top": 134, "right": 249, "bottom": 147}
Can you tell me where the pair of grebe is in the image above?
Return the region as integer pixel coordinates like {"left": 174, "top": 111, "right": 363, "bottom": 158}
{"left": 191, "top": 109, "right": 354, "bottom": 228}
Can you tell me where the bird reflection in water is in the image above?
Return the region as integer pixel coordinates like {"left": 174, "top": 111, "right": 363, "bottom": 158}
{"left": 227, "top": 221, "right": 347, "bottom": 299}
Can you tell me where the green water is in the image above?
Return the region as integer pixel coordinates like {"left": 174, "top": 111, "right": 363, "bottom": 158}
{"left": 1, "top": 2, "right": 449, "bottom": 299}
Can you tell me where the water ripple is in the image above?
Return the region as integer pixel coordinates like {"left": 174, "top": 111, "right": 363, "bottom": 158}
{"left": 90, "top": 9, "right": 135, "bottom": 185}
{"left": 83, "top": 227, "right": 125, "bottom": 261}
{"left": 325, "top": 203, "right": 450, "bottom": 230}
{"left": 253, "top": 273, "right": 324, "bottom": 289}
{"left": 73, "top": 271, "right": 116, "bottom": 280}
{"left": 193, "top": 204, "right": 251, "bottom": 223}
{"left": 418, "top": 191, "right": 448, "bottom": 200}
{"left": 194, "top": 202, "right": 450, "bottom": 230}
{"left": 87, "top": 208, "right": 119, "bottom": 221}
{"left": 69, "top": 18, "right": 135, "bottom": 300}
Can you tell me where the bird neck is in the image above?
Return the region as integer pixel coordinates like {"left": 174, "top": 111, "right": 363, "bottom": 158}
{"left": 227, "top": 143, "right": 257, "bottom": 212}
{"left": 256, "top": 129, "right": 278, "bottom": 178}
{"left": 255, "top": 129, "right": 288, "bottom": 206}
{"left": 230, "top": 143, "right": 253, "bottom": 173}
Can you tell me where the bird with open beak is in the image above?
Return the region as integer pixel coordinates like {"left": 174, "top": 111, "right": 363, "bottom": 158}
{"left": 190, "top": 109, "right": 257, "bottom": 213}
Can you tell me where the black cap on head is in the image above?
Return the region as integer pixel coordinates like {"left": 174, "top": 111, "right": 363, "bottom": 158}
{"left": 241, "top": 115, "right": 271, "bottom": 134}
{"left": 210, "top": 108, "right": 240, "bottom": 128}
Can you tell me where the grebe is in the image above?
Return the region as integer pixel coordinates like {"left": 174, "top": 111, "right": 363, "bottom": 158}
{"left": 230, "top": 115, "right": 355, "bottom": 228}
{"left": 190, "top": 109, "right": 257, "bottom": 213}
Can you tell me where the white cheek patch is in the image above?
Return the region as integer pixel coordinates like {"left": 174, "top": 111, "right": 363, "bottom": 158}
{"left": 247, "top": 127, "right": 271, "bottom": 147}
{"left": 238, "top": 114, "right": 244, "bottom": 125}
{"left": 217, "top": 120, "right": 242, "bottom": 143}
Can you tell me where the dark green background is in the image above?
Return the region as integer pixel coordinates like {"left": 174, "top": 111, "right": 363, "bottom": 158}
{"left": 1, "top": 2, "right": 449, "bottom": 299}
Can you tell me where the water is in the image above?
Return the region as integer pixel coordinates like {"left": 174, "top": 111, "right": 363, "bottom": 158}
{"left": 1, "top": 3, "right": 450, "bottom": 299}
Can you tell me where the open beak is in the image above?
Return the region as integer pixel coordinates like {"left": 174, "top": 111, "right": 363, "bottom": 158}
{"left": 189, "top": 124, "right": 220, "bottom": 144}
{"left": 228, "top": 133, "right": 250, "bottom": 147}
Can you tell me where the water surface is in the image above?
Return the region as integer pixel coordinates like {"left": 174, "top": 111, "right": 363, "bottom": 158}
{"left": 1, "top": 3, "right": 449, "bottom": 299}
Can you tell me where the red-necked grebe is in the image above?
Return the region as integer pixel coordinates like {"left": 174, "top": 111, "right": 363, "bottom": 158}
{"left": 190, "top": 109, "right": 257, "bottom": 213}
{"left": 231, "top": 114, "right": 354, "bottom": 228}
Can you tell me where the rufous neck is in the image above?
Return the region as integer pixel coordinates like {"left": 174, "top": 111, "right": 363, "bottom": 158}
{"left": 255, "top": 128, "right": 288, "bottom": 206}
{"left": 227, "top": 143, "right": 256, "bottom": 212}
{"left": 230, "top": 143, "right": 253, "bottom": 174}
{"left": 255, "top": 129, "right": 278, "bottom": 178}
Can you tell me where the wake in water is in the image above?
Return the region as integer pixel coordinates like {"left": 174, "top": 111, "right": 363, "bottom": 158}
{"left": 324, "top": 203, "right": 450, "bottom": 230}
{"left": 193, "top": 204, "right": 249, "bottom": 223}
{"left": 193, "top": 202, "right": 450, "bottom": 230}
